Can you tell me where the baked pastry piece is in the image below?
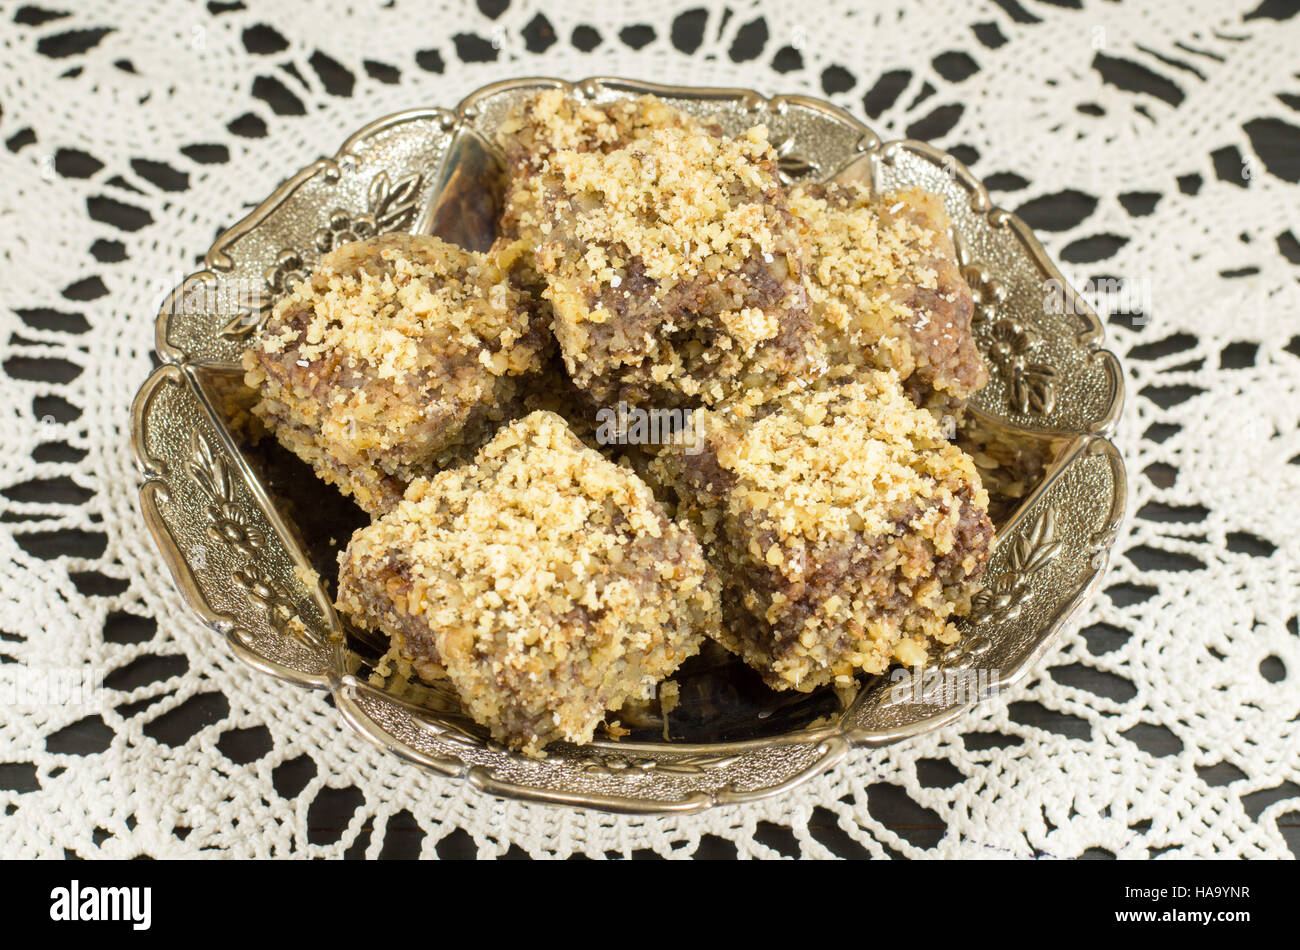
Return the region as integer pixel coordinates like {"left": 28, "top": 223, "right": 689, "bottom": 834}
{"left": 503, "top": 92, "right": 823, "bottom": 407}
{"left": 335, "top": 410, "right": 720, "bottom": 754}
{"left": 242, "top": 233, "right": 548, "bottom": 515}
{"left": 496, "top": 89, "right": 714, "bottom": 249}
{"left": 653, "top": 371, "right": 994, "bottom": 691}
{"left": 789, "top": 182, "right": 986, "bottom": 409}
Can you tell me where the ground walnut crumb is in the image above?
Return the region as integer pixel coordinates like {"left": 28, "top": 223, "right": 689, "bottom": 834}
{"left": 241, "top": 233, "right": 549, "bottom": 515}
{"left": 496, "top": 90, "right": 714, "bottom": 245}
{"left": 335, "top": 410, "right": 721, "bottom": 754}
{"left": 653, "top": 371, "right": 994, "bottom": 691}
{"left": 789, "top": 181, "right": 986, "bottom": 405}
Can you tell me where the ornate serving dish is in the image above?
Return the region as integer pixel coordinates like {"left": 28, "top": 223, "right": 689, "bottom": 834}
{"left": 131, "top": 77, "right": 1126, "bottom": 813}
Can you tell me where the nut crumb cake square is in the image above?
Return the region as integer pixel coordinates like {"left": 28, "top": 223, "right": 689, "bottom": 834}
{"left": 653, "top": 371, "right": 994, "bottom": 691}
{"left": 789, "top": 182, "right": 987, "bottom": 409}
{"left": 496, "top": 89, "right": 714, "bottom": 249}
{"left": 242, "top": 233, "right": 549, "bottom": 515}
{"left": 335, "top": 410, "right": 720, "bottom": 754}
{"left": 501, "top": 92, "right": 824, "bottom": 407}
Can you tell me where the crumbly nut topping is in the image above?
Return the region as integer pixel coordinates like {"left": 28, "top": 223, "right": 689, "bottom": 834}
{"left": 542, "top": 126, "right": 782, "bottom": 290}
{"left": 498, "top": 89, "right": 710, "bottom": 171}
{"left": 708, "top": 375, "right": 984, "bottom": 548}
{"left": 495, "top": 91, "right": 711, "bottom": 252}
{"left": 241, "top": 233, "right": 546, "bottom": 515}
{"left": 336, "top": 410, "right": 720, "bottom": 754}
{"left": 790, "top": 182, "right": 987, "bottom": 401}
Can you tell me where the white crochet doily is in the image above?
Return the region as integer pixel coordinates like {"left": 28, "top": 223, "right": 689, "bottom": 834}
{"left": 2, "top": 0, "right": 1298, "bottom": 859}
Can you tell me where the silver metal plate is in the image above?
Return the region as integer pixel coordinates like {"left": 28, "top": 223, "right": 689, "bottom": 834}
{"left": 131, "top": 77, "right": 1126, "bottom": 814}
